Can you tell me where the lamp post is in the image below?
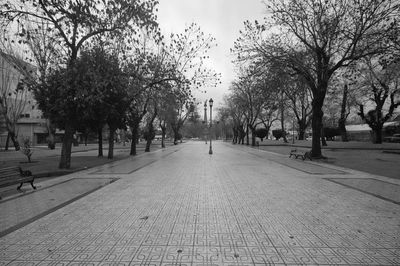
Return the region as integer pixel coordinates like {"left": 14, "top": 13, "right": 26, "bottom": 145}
{"left": 204, "top": 100, "right": 207, "bottom": 144}
{"left": 209, "top": 98, "right": 213, "bottom": 154}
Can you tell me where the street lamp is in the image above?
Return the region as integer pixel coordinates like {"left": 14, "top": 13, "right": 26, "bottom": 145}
{"left": 209, "top": 98, "right": 213, "bottom": 154}
{"left": 204, "top": 100, "right": 207, "bottom": 144}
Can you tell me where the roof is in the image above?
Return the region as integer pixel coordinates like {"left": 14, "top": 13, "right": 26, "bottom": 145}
{"left": 17, "top": 118, "right": 46, "bottom": 124}
{"left": 0, "top": 51, "right": 37, "bottom": 75}
{"left": 346, "top": 121, "right": 400, "bottom": 132}
{"left": 346, "top": 124, "right": 371, "bottom": 132}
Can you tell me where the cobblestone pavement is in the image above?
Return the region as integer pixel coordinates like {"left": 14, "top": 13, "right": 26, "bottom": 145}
{"left": 0, "top": 141, "right": 399, "bottom": 265}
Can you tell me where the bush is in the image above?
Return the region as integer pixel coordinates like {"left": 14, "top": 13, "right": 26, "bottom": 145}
{"left": 272, "top": 129, "right": 285, "bottom": 140}
{"left": 21, "top": 137, "right": 33, "bottom": 163}
{"left": 48, "top": 142, "right": 55, "bottom": 149}
{"left": 255, "top": 128, "right": 268, "bottom": 141}
{"left": 323, "top": 127, "right": 340, "bottom": 140}
{"left": 384, "top": 125, "right": 400, "bottom": 136}
{"left": 143, "top": 129, "right": 155, "bottom": 141}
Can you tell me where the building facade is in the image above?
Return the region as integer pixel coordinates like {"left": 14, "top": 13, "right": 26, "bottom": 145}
{"left": 0, "top": 52, "right": 47, "bottom": 148}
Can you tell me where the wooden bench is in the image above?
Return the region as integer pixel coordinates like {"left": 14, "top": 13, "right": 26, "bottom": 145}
{"left": 0, "top": 166, "right": 36, "bottom": 198}
{"left": 289, "top": 149, "right": 312, "bottom": 161}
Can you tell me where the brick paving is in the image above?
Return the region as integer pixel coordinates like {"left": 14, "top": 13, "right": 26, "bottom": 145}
{"left": 0, "top": 141, "right": 399, "bottom": 265}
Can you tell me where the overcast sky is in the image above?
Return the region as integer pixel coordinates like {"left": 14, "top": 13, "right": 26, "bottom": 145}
{"left": 157, "top": 0, "right": 265, "bottom": 110}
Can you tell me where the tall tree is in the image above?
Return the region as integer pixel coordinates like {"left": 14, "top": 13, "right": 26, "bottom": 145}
{"left": 1, "top": 0, "right": 158, "bottom": 168}
{"left": 123, "top": 34, "right": 172, "bottom": 156}
{"left": 230, "top": 71, "right": 272, "bottom": 147}
{"left": 123, "top": 23, "right": 219, "bottom": 154}
{"left": 284, "top": 77, "right": 312, "bottom": 140}
{"left": 221, "top": 95, "right": 247, "bottom": 144}
{"left": 168, "top": 90, "right": 194, "bottom": 144}
{"left": 357, "top": 55, "right": 400, "bottom": 143}
{"left": 24, "top": 20, "right": 61, "bottom": 149}
{"left": 143, "top": 100, "right": 157, "bottom": 152}
{"left": 338, "top": 84, "right": 350, "bottom": 142}
{"left": 233, "top": 0, "right": 400, "bottom": 158}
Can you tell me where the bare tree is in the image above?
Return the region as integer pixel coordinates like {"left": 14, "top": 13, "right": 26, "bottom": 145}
{"left": 233, "top": 0, "right": 400, "bottom": 158}
{"left": 357, "top": 55, "right": 400, "bottom": 143}
{"left": 284, "top": 76, "right": 313, "bottom": 140}
{"left": 24, "top": 20, "right": 61, "bottom": 149}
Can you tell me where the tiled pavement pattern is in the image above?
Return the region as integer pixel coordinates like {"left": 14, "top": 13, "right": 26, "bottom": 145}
{"left": 0, "top": 178, "right": 116, "bottom": 237}
{"left": 0, "top": 142, "right": 399, "bottom": 265}
{"left": 91, "top": 148, "right": 180, "bottom": 175}
{"left": 326, "top": 178, "right": 400, "bottom": 204}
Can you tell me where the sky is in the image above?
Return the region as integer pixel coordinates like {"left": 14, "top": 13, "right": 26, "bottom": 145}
{"left": 157, "top": 0, "right": 266, "bottom": 110}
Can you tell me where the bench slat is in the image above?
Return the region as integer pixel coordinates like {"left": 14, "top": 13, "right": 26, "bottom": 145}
{"left": 0, "top": 167, "right": 36, "bottom": 194}
{"left": 0, "top": 177, "right": 34, "bottom": 187}
{"left": 0, "top": 173, "right": 22, "bottom": 178}
{"left": 0, "top": 167, "right": 20, "bottom": 172}
{"left": 289, "top": 150, "right": 312, "bottom": 161}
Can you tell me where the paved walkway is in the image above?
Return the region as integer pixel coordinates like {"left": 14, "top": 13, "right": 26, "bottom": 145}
{"left": 1, "top": 141, "right": 400, "bottom": 265}
{"left": 254, "top": 140, "right": 400, "bottom": 180}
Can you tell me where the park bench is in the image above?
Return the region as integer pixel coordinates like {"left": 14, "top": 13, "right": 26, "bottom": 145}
{"left": 289, "top": 149, "right": 312, "bottom": 161}
{"left": 0, "top": 166, "right": 36, "bottom": 198}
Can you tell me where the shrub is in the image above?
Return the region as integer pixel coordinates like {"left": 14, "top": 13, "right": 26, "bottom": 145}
{"left": 323, "top": 127, "right": 340, "bottom": 140}
{"left": 21, "top": 137, "right": 33, "bottom": 163}
{"left": 255, "top": 128, "right": 268, "bottom": 141}
{"left": 272, "top": 129, "right": 285, "bottom": 140}
{"left": 143, "top": 129, "right": 155, "bottom": 141}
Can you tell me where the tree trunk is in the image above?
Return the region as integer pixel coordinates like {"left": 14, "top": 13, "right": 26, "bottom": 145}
{"left": 339, "top": 84, "right": 349, "bottom": 142}
{"left": 98, "top": 127, "right": 103, "bottom": 157}
{"left": 59, "top": 123, "right": 74, "bottom": 169}
{"left": 130, "top": 124, "right": 138, "bottom": 156}
{"left": 232, "top": 127, "right": 237, "bottom": 144}
{"left": 173, "top": 128, "right": 179, "bottom": 145}
{"left": 161, "top": 125, "right": 166, "bottom": 148}
{"left": 145, "top": 138, "right": 151, "bottom": 152}
{"left": 311, "top": 99, "right": 324, "bottom": 158}
{"left": 338, "top": 118, "right": 348, "bottom": 142}
{"left": 372, "top": 126, "right": 383, "bottom": 144}
{"left": 46, "top": 119, "right": 56, "bottom": 149}
{"left": 280, "top": 107, "right": 288, "bottom": 143}
{"left": 298, "top": 120, "right": 306, "bottom": 140}
{"left": 84, "top": 132, "right": 88, "bottom": 146}
{"left": 321, "top": 125, "right": 327, "bottom": 146}
{"left": 145, "top": 116, "right": 155, "bottom": 152}
{"left": 172, "top": 123, "right": 180, "bottom": 145}
{"left": 5, "top": 132, "right": 10, "bottom": 151}
{"left": 108, "top": 127, "right": 115, "bottom": 159}
{"left": 250, "top": 127, "right": 256, "bottom": 146}
{"left": 240, "top": 126, "right": 245, "bottom": 144}
{"left": 358, "top": 104, "right": 386, "bottom": 144}
{"left": 9, "top": 131, "right": 20, "bottom": 151}
{"left": 246, "top": 125, "right": 249, "bottom": 145}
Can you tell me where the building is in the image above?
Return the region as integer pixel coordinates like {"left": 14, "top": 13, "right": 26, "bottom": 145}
{"left": 345, "top": 113, "right": 400, "bottom": 141}
{"left": 0, "top": 52, "right": 47, "bottom": 148}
